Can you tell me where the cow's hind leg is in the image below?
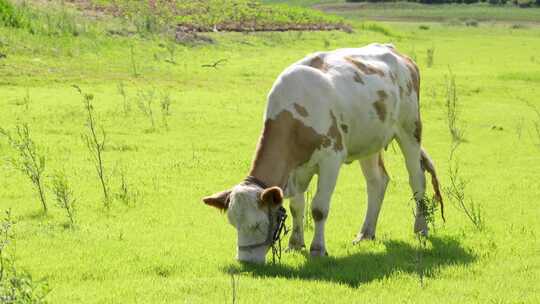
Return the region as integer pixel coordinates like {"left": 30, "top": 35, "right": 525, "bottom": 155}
{"left": 288, "top": 192, "right": 306, "bottom": 250}
{"left": 396, "top": 132, "right": 429, "bottom": 235}
{"left": 353, "top": 152, "right": 389, "bottom": 244}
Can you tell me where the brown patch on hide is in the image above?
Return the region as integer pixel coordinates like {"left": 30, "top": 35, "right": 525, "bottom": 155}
{"left": 399, "top": 85, "right": 405, "bottom": 98}
{"left": 327, "top": 111, "right": 343, "bottom": 152}
{"left": 249, "top": 110, "right": 327, "bottom": 188}
{"left": 373, "top": 90, "right": 388, "bottom": 122}
{"left": 389, "top": 72, "right": 397, "bottom": 84}
{"left": 389, "top": 48, "right": 420, "bottom": 99}
{"left": 353, "top": 72, "right": 365, "bottom": 84}
{"left": 293, "top": 103, "right": 309, "bottom": 117}
{"left": 414, "top": 120, "right": 422, "bottom": 143}
{"left": 344, "top": 56, "right": 385, "bottom": 77}
{"left": 309, "top": 56, "right": 328, "bottom": 72}
{"left": 312, "top": 208, "right": 325, "bottom": 221}
{"left": 406, "top": 64, "right": 420, "bottom": 97}
{"left": 322, "top": 136, "right": 332, "bottom": 148}
{"left": 407, "top": 80, "right": 413, "bottom": 96}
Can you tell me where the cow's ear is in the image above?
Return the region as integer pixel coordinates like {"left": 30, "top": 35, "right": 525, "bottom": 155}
{"left": 260, "top": 187, "right": 283, "bottom": 207}
{"left": 203, "top": 190, "right": 231, "bottom": 210}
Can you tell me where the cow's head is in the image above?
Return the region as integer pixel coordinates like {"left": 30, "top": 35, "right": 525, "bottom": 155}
{"left": 202, "top": 182, "right": 284, "bottom": 264}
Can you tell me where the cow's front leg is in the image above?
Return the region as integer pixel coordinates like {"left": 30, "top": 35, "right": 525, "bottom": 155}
{"left": 288, "top": 192, "right": 305, "bottom": 250}
{"left": 310, "top": 159, "right": 341, "bottom": 257}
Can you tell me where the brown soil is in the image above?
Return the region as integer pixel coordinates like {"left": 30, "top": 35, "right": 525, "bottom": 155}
{"left": 178, "top": 22, "right": 352, "bottom": 33}
{"left": 40, "top": 0, "right": 353, "bottom": 33}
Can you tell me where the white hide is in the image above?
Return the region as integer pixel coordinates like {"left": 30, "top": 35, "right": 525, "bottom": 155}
{"left": 266, "top": 43, "right": 419, "bottom": 166}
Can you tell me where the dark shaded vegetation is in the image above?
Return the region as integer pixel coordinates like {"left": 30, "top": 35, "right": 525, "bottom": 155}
{"left": 0, "top": 0, "right": 88, "bottom": 36}
{"left": 225, "top": 236, "right": 476, "bottom": 287}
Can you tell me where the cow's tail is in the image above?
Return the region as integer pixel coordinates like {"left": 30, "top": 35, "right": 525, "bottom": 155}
{"left": 420, "top": 148, "right": 445, "bottom": 222}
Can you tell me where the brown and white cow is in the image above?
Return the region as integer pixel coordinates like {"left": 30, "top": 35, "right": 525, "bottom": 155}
{"left": 203, "top": 43, "right": 443, "bottom": 263}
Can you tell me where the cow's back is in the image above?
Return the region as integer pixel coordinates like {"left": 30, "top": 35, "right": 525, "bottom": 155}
{"left": 266, "top": 43, "right": 420, "bottom": 162}
{"left": 300, "top": 44, "right": 420, "bottom": 160}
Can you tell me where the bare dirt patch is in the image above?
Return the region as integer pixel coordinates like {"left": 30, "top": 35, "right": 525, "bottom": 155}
{"left": 59, "top": 0, "right": 352, "bottom": 33}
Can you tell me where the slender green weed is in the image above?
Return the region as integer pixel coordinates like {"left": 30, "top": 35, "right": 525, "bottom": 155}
{"left": 426, "top": 46, "right": 435, "bottom": 68}
{"left": 0, "top": 124, "right": 48, "bottom": 213}
{"left": 51, "top": 171, "right": 77, "bottom": 228}
{"left": 231, "top": 272, "right": 239, "bottom": 304}
{"left": 74, "top": 85, "right": 111, "bottom": 209}
{"left": 445, "top": 154, "right": 484, "bottom": 231}
{"left": 115, "top": 167, "right": 139, "bottom": 207}
{"left": 160, "top": 90, "right": 172, "bottom": 130}
{"left": 129, "top": 44, "right": 139, "bottom": 77}
{"left": 137, "top": 88, "right": 157, "bottom": 131}
{"left": 117, "top": 82, "right": 130, "bottom": 116}
{"left": 526, "top": 103, "right": 540, "bottom": 148}
{"left": 445, "top": 68, "right": 466, "bottom": 143}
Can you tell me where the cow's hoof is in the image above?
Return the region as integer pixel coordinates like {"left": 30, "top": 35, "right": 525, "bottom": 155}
{"left": 286, "top": 244, "right": 305, "bottom": 252}
{"left": 352, "top": 233, "right": 375, "bottom": 245}
{"left": 310, "top": 249, "right": 328, "bottom": 257}
{"left": 309, "top": 244, "right": 328, "bottom": 257}
{"left": 414, "top": 217, "right": 429, "bottom": 236}
{"left": 287, "top": 237, "right": 305, "bottom": 251}
{"left": 415, "top": 229, "right": 429, "bottom": 237}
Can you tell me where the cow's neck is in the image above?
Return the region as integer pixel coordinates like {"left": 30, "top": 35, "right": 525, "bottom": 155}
{"left": 248, "top": 117, "right": 292, "bottom": 190}
{"left": 248, "top": 109, "right": 329, "bottom": 190}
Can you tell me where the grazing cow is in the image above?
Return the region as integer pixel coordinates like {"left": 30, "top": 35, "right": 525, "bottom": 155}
{"left": 203, "top": 43, "right": 443, "bottom": 263}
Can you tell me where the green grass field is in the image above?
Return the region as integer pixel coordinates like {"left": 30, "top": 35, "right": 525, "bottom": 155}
{"left": 1, "top": 1, "right": 540, "bottom": 303}
{"left": 317, "top": 2, "right": 540, "bottom": 23}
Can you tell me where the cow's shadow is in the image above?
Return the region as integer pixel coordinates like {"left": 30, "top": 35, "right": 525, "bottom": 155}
{"left": 223, "top": 236, "right": 475, "bottom": 287}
